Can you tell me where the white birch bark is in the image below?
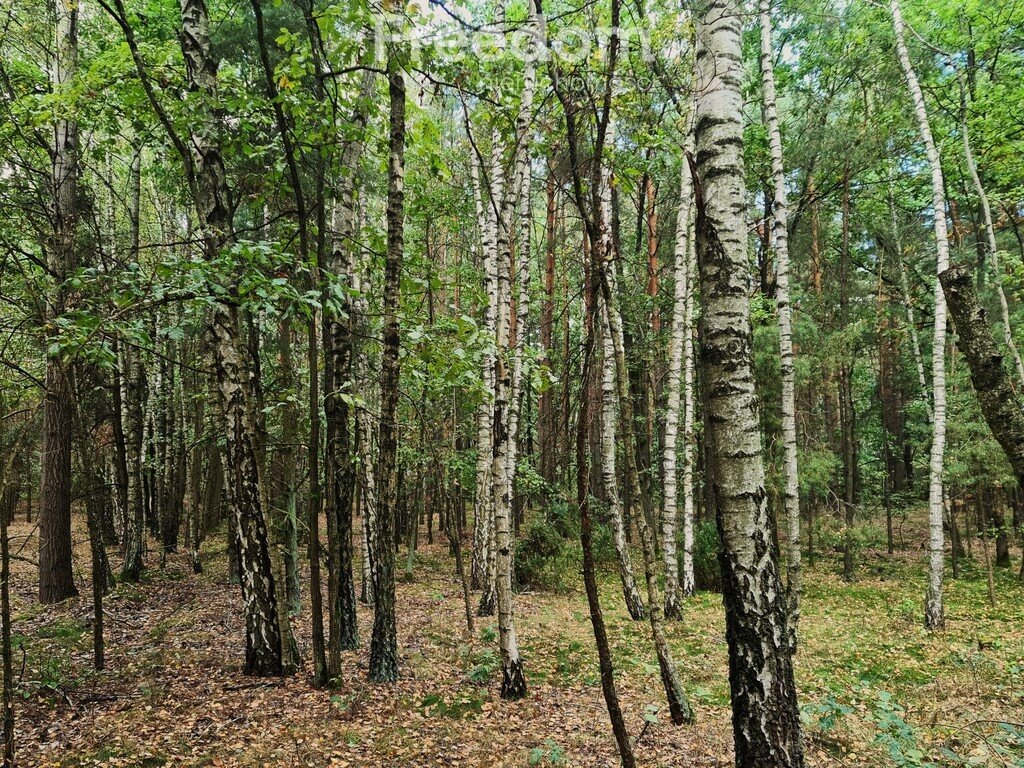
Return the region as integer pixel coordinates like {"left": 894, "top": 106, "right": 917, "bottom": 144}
{"left": 760, "top": 0, "right": 801, "bottom": 651}
{"left": 693, "top": 0, "right": 803, "bottom": 760}
{"left": 662, "top": 140, "right": 694, "bottom": 618}
{"left": 598, "top": 127, "right": 691, "bottom": 722}
{"left": 468, "top": 135, "right": 495, "bottom": 610}
{"left": 891, "top": 0, "right": 948, "bottom": 630}
{"left": 590, "top": 116, "right": 646, "bottom": 622}
{"left": 680, "top": 217, "right": 697, "bottom": 597}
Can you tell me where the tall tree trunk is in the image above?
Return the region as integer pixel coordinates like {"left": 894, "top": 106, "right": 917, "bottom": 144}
{"left": 662, "top": 143, "right": 695, "bottom": 617}
{"left": 600, "top": 307, "right": 646, "bottom": 621}
{"left": 576, "top": 235, "right": 637, "bottom": 768}
{"left": 469, "top": 137, "right": 498, "bottom": 608}
{"left": 39, "top": 0, "right": 80, "bottom": 605}
{"left": 600, "top": 169, "right": 692, "bottom": 725}
{"left": 892, "top": 0, "right": 949, "bottom": 630}
{"left": 369, "top": 54, "right": 404, "bottom": 684}
{"left": 1, "top": 478, "right": 13, "bottom": 766}
{"left": 693, "top": 0, "right": 804, "bottom": 764}
{"left": 179, "top": 0, "right": 282, "bottom": 674}
{"left": 760, "top": 0, "right": 801, "bottom": 649}
{"left": 680, "top": 217, "right": 698, "bottom": 598}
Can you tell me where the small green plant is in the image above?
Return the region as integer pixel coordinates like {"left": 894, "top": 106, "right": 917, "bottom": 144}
{"left": 420, "top": 692, "right": 486, "bottom": 719}
{"left": 802, "top": 695, "right": 855, "bottom": 733}
{"left": 516, "top": 517, "right": 572, "bottom": 592}
{"left": 528, "top": 739, "right": 566, "bottom": 766}
{"left": 468, "top": 647, "right": 499, "bottom": 684}
{"left": 867, "top": 690, "right": 935, "bottom": 767}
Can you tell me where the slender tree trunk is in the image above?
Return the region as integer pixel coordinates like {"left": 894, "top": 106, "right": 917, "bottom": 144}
{"left": 575, "top": 186, "right": 637, "bottom": 768}
{"left": 680, "top": 209, "right": 698, "bottom": 597}
{"left": 490, "top": 24, "right": 539, "bottom": 693}
{"left": 180, "top": 0, "right": 282, "bottom": 674}
{"left": 693, "top": 0, "right": 804, "bottom": 763}
{"left": 892, "top": 0, "right": 949, "bottom": 630}
{"left": 369, "top": 54, "right": 405, "bottom": 684}
{"left": 760, "top": 1, "right": 801, "bottom": 650}
{"left": 469, "top": 138, "right": 498, "bottom": 607}
{"left": 600, "top": 172, "right": 692, "bottom": 725}
{"left": 663, "top": 130, "right": 695, "bottom": 617}
{"left": 1, "top": 486, "right": 12, "bottom": 766}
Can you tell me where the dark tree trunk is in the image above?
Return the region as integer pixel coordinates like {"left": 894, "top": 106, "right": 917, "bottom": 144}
{"left": 369, "top": 55, "right": 405, "bottom": 684}
{"left": 39, "top": 0, "right": 80, "bottom": 606}
{"left": 939, "top": 265, "right": 1024, "bottom": 489}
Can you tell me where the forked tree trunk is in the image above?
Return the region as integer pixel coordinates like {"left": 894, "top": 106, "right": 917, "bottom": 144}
{"left": 891, "top": 0, "right": 949, "bottom": 630}
{"left": 491, "top": 12, "right": 540, "bottom": 696}
{"left": 600, "top": 169, "right": 692, "bottom": 725}
{"left": 760, "top": 0, "right": 801, "bottom": 650}
{"left": 693, "top": 0, "right": 804, "bottom": 763}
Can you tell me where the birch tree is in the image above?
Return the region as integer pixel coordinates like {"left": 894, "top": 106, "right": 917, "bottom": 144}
{"left": 759, "top": 0, "right": 801, "bottom": 649}
{"left": 958, "top": 77, "right": 1024, "bottom": 387}
{"left": 693, "top": 0, "right": 804, "bottom": 762}
{"left": 105, "top": 0, "right": 285, "bottom": 674}
{"left": 891, "top": 0, "right": 948, "bottom": 630}
{"left": 662, "top": 137, "right": 694, "bottom": 618}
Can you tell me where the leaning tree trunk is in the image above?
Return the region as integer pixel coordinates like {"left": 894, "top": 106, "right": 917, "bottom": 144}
{"left": 693, "top": 0, "right": 804, "bottom": 764}
{"left": 39, "top": 0, "right": 80, "bottom": 605}
{"left": 760, "top": 0, "right": 801, "bottom": 651}
{"left": 369, "top": 54, "right": 405, "bottom": 684}
{"left": 939, "top": 265, "right": 1024, "bottom": 489}
{"left": 599, "top": 305, "right": 646, "bottom": 621}
{"left": 892, "top": 0, "right": 949, "bottom": 630}
{"left": 958, "top": 78, "right": 1024, "bottom": 387}
{"left": 599, "top": 162, "right": 692, "bottom": 724}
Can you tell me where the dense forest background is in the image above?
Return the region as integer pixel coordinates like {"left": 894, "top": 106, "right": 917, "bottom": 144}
{"left": 0, "top": 0, "right": 1022, "bottom": 765}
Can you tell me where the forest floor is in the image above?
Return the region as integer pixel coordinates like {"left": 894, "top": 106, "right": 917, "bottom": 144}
{"left": 10, "top": 511, "right": 1024, "bottom": 768}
